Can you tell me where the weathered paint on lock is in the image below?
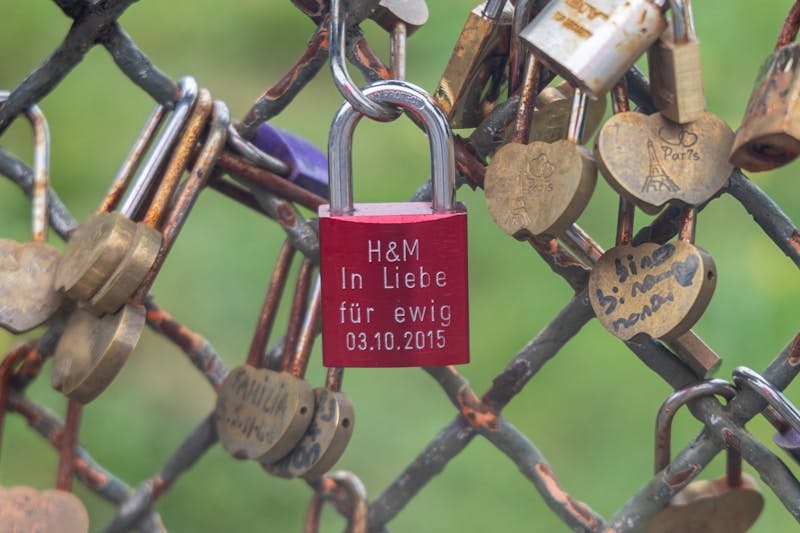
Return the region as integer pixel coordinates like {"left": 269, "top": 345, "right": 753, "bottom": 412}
{"left": 519, "top": 0, "right": 666, "bottom": 98}
{"left": 319, "top": 81, "right": 470, "bottom": 368}
{"left": 730, "top": 43, "right": 800, "bottom": 171}
{"left": 320, "top": 205, "right": 469, "bottom": 367}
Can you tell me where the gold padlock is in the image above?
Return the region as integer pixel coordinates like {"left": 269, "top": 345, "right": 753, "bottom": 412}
{"left": 433, "top": 0, "right": 512, "bottom": 128}
{"left": 730, "top": 2, "right": 800, "bottom": 171}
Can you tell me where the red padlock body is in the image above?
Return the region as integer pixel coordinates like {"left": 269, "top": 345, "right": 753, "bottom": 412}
{"left": 319, "top": 202, "right": 469, "bottom": 367}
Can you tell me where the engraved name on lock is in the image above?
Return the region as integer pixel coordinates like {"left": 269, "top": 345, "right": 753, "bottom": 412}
{"left": 319, "top": 82, "right": 469, "bottom": 368}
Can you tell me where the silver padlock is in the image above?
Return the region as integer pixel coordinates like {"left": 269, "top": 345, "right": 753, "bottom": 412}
{"left": 519, "top": 0, "right": 668, "bottom": 98}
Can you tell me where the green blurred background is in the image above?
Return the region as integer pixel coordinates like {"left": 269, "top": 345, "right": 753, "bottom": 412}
{"left": 0, "top": 1, "right": 799, "bottom": 531}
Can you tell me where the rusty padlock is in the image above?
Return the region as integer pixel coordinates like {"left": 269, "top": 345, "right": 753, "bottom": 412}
{"left": 433, "top": 0, "right": 513, "bottom": 128}
{"left": 730, "top": 2, "right": 800, "bottom": 171}
{"left": 0, "top": 94, "right": 64, "bottom": 333}
{"left": 646, "top": 379, "right": 764, "bottom": 533}
{"left": 319, "top": 81, "right": 469, "bottom": 367}
{"left": 519, "top": 0, "right": 669, "bottom": 98}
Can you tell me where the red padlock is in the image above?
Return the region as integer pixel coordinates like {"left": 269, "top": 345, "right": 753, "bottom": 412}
{"left": 319, "top": 81, "right": 469, "bottom": 367}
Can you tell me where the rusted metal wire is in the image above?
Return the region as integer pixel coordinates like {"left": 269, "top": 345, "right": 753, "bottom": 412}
{"left": 0, "top": 2, "right": 799, "bottom": 532}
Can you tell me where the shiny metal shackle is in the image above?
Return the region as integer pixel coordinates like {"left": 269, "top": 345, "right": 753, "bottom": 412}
{"left": 328, "top": 80, "right": 456, "bottom": 215}
{"left": 667, "top": 0, "right": 695, "bottom": 44}
{"left": 733, "top": 366, "right": 800, "bottom": 433}
{"left": 329, "top": 0, "right": 401, "bottom": 121}
{"left": 118, "top": 76, "right": 199, "bottom": 217}
{"left": 0, "top": 91, "right": 50, "bottom": 242}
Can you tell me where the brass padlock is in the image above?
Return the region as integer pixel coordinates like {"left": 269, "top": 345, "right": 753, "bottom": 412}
{"left": 264, "top": 279, "right": 355, "bottom": 480}
{"left": 485, "top": 84, "right": 597, "bottom": 239}
{"left": 0, "top": 94, "right": 64, "bottom": 333}
{"left": 646, "top": 379, "right": 764, "bottom": 533}
{"left": 730, "top": 2, "right": 800, "bottom": 171}
{"left": 433, "top": 0, "right": 513, "bottom": 128}
{"left": 55, "top": 77, "right": 200, "bottom": 303}
{"left": 216, "top": 246, "right": 316, "bottom": 463}
{"left": 647, "top": 0, "right": 706, "bottom": 124}
{"left": 51, "top": 99, "right": 230, "bottom": 404}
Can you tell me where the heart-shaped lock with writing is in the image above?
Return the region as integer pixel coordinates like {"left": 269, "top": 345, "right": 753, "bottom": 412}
{"left": 486, "top": 82, "right": 597, "bottom": 239}
{"left": 0, "top": 94, "right": 64, "bottom": 334}
{"left": 319, "top": 81, "right": 469, "bottom": 367}
{"left": 595, "top": 110, "right": 734, "bottom": 214}
{"left": 730, "top": 2, "right": 800, "bottom": 171}
{"left": 216, "top": 245, "right": 316, "bottom": 462}
{"left": 589, "top": 207, "right": 716, "bottom": 342}
{"left": 646, "top": 379, "right": 764, "bottom": 533}
{"left": 0, "top": 350, "right": 89, "bottom": 533}
{"left": 52, "top": 99, "right": 230, "bottom": 404}
{"left": 265, "top": 279, "right": 355, "bottom": 479}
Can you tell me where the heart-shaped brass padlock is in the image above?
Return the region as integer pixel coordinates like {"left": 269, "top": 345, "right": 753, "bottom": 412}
{"left": 216, "top": 362, "right": 315, "bottom": 462}
{"left": 51, "top": 304, "right": 146, "bottom": 403}
{"left": 216, "top": 253, "right": 316, "bottom": 463}
{"left": 588, "top": 241, "right": 716, "bottom": 342}
{"left": 595, "top": 111, "right": 734, "bottom": 214}
{"left": 0, "top": 486, "right": 89, "bottom": 533}
{"left": 484, "top": 140, "right": 596, "bottom": 239}
{"left": 647, "top": 476, "right": 764, "bottom": 533}
{"left": 0, "top": 240, "right": 62, "bottom": 333}
{"left": 0, "top": 95, "right": 64, "bottom": 334}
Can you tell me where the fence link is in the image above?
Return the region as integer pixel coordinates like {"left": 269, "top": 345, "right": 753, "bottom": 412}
{"left": 0, "top": 1, "right": 799, "bottom": 531}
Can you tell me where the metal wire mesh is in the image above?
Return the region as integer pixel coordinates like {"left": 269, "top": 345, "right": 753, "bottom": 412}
{"left": 0, "top": 1, "right": 798, "bottom": 531}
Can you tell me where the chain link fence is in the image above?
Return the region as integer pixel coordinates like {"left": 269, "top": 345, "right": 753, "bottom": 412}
{"left": 0, "top": 1, "right": 799, "bottom": 531}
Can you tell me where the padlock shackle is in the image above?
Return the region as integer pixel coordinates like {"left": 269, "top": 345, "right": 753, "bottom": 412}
{"left": 733, "top": 366, "right": 800, "bottom": 434}
{"left": 667, "top": 0, "right": 695, "bottom": 44}
{"left": 654, "top": 379, "right": 737, "bottom": 474}
{"left": 329, "top": 0, "right": 401, "bottom": 122}
{"left": 328, "top": 80, "right": 456, "bottom": 215}
{"left": 118, "top": 76, "right": 198, "bottom": 218}
{"left": 565, "top": 87, "right": 588, "bottom": 144}
{"left": 0, "top": 92, "right": 50, "bottom": 243}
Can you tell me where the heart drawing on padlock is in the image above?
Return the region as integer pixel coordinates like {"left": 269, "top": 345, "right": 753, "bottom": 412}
{"left": 595, "top": 111, "right": 734, "bottom": 213}
{"left": 484, "top": 140, "right": 596, "bottom": 238}
{"left": 588, "top": 241, "right": 716, "bottom": 342}
{"left": 0, "top": 486, "right": 89, "bottom": 533}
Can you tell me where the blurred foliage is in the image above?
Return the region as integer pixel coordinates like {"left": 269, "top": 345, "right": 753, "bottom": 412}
{"left": 0, "top": 1, "right": 799, "bottom": 532}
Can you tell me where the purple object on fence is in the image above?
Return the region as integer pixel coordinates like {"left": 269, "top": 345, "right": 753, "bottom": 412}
{"left": 252, "top": 123, "right": 329, "bottom": 199}
{"left": 774, "top": 427, "right": 800, "bottom": 464}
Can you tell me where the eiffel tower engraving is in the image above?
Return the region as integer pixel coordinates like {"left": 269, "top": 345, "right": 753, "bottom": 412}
{"left": 641, "top": 139, "right": 680, "bottom": 193}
